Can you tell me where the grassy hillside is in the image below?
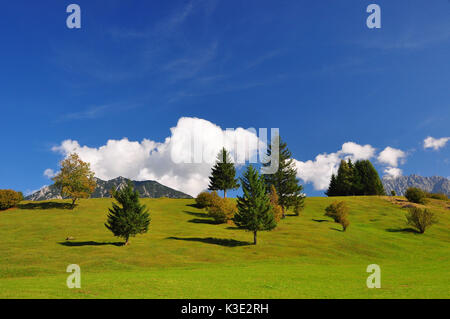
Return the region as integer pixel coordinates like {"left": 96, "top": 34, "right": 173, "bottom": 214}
{"left": 0, "top": 196, "right": 448, "bottom": 298}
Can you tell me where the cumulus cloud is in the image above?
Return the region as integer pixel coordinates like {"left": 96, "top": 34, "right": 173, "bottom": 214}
{"left": 377, "top": 147, "right": 406, "bottom": 167}
{"left": 340, "top": 142, "right": 376, "bottom": 160}
{"left": 294, "top": 142, "right": 376, "bottom": 190}
{"left": 43, "top": 169, "right": 56, "bottom": 179}
{"left": 49, "top": 117, "right": 261, "bottom": 197}
{"left": 423, "top": 136, "right": 450, "bottom": 150}
{"left": 47, "top": 116, "right": 411, "bottom": 194}
{"left": 383, "top": 167, "right": 402, "bottom": 179}
{"left": 295, "top": 153, "right": 341, "bottom": 191}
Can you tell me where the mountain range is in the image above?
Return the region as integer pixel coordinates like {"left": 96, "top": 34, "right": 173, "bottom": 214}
{"left": 25, "top": 176, "right": 193, "bottom": 201}
{"left": 382, "top": 175, "right": 450, "bottom": 196}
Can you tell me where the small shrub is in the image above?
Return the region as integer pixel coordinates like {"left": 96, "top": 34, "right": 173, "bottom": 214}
{"left": 195, "top": 191, "right": 217, "bottom": 208}
{"left": 207, "top": 195, "right": 237, "bottom": 224}
{"left": 269, "top": 185, "right": 283, "bottom": 222}
{"left": 0, "top": 190, "right": 23, "bottom": 210}
{"left": 404, "top": 187, "right": 426, "bottom": 204}
{"left": 324, "top": 201, "right": 350, "bottom": 231}
{"left": 405, "top": 207, "right": 437, "bottom": 234}
{"left": 391, "top": 190, "right": 396, "bottom": 196}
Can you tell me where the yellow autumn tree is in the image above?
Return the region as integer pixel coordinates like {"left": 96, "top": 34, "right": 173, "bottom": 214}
{"left": 269, "top": 185, "right": 283, "bottom": 222}
{"left": 52, "top": 153, "right": 96, "bottom": 208}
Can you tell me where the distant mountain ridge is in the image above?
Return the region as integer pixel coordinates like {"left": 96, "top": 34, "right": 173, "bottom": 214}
{"left": 25, "top": 176, "right": 192, "bottom": 201}
{"left": 382, "top": 174, "right": 450, "bottom": 196}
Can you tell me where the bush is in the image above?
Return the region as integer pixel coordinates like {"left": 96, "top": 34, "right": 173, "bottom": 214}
{"left": 425, "top": 192, "right": 448, "bottom": 201}
{"left": 324, "top": 201, "right": 350, "bottom": 231}
{"left": 391, "top": 190, "right": 396, "bottom": 196}
{"left": 404, "top": 187, "right": 426, "bottom": 204}
{"left": 0, "top": 190, "right": 23, "bottom": 210}
{"left": 405, "top": 207, "right": 437, "bottom": 234}
{"left": 207, "top": 195, "right": 237, "bottom": 224}
{"left": 195, "top": 191, "right": 217, "bottom": 208}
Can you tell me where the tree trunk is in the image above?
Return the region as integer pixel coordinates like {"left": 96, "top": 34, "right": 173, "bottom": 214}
{"left": 124, "top": 237, "right": 130, "bottom": 246}
{"left": 281, "top": 206, "right": 285, "bottom": 219}
{"left": 71, "top": 198, "right": 77, "bottom": 209}
{"left": 253, "top": 231, "right": 257, "bottom": 245}
{"left": 223, "top": 189, "right": 227, "bottom": 198}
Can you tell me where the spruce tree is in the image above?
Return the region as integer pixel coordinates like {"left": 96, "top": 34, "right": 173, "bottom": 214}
{"left": 326, "top": 173, "right": 338, "bottom": 196}
{"left": 335, "top": 160, "right": 354, "bottom": 196}
{"left": 105, "top": 182, "right": 150, "bottom": 246}
{"left": 327, "top": 159, "right": 385, "bottom": 196}
{"left": 354, "top": 160, "right": 385, "bottom": 195}
{"left": 208, "top": 147, "right": 239, "bottom": 198}
{"left": 263, "top": 137, "right": 305, "bottom": 218}
{"left": 234, "top": 165, "right": 276, "bottom": 245}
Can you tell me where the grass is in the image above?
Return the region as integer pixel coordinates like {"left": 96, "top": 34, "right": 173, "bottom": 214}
{"left": 0, "top": 196, "right": 448, "bottom": 298}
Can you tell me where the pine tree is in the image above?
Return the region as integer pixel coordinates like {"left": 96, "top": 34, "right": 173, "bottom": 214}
{"left": 326, "top": 159, "right": 385, "bottom": 197}
{"left": 208, "top": 148, "right": 239, "bottom": 198}
{"left": 325, "top": 174, "right": 338, "bottom": 196}
{"left": 354, "top": 160, "right": 385, "bottom": 195}
{"left": 234, "top": 165, "right": 276, "bottom": 245}
{"left": 263, "top": 136, "right": 305, "bottom": 218}
{"left": 335, "top": 160, "right": 354, "bottom": 196}
{"left": 105, "top": 182, "right": 150, "bottom": 246}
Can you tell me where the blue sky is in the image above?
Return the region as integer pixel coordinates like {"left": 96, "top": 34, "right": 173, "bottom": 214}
{"left": 0, "top": 0, "right": 449, "bottom": 197}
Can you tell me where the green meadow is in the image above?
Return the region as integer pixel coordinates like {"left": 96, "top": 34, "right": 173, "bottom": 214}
{"left": 0, "top": 196, "right": 448, "bottom": 298}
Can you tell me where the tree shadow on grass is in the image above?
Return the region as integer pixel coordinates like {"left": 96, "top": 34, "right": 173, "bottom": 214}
{"left": 183, "top": 210, "right": 221, "bottom": 225}
{"left": 59, "top": 241, "right": 124, "bottom": 247}
{"left": 18, "top": 202, "right": 75, "bottom": 210}
{"left": 330, "top": 227, "right": 344, "bottom": 232}
{"left": 188, "top": 218, "right": 221, "bottom": 225}
{"left": 167, "top": 237, "right": 251, "bottom": 247}
{"left": 186, "top": 203, "right": 202, "bottom": 209}
{"left": 312, "top": 219, "right": 329, "bottom": 223}
{"left": 183, "top": 210, "right": 209, "bottom": 218}
{"left": 386, "top": 227, "right": 420, "bottom": 234}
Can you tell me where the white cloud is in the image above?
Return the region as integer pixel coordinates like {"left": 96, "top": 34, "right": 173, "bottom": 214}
{"left": 43, "top": 169, "right": 56, "bottom": 179}
{"left": 340, "top": 142, "right": 376, "bottom": 160}
{"left": 48, "top": 116, "right": 413, "bottom": 194}
{"left": 377, "top": 147, "right": 406, "bottom": 167}
{"left": 50, "top": 117, "right": 261, "bottom": 197}
{"left": 295, "top": 153, "right": 341, "bottom": 191}
{"left": 383, "top": 167, "right": 402, "bottom": 179}
{"left": 295, "top": 142, "right": 376, "bottom": 191}
{"left": 423, "top": 136, "right": 450, "bottom": 150}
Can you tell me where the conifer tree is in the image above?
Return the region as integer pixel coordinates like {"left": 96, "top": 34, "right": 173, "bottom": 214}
{"left": 105, "top": 182, "right": 150, "bottom": 246}
{"left": 335, "top": 160, "right": 354, "bottom": 196}
{"left": 354, "top": 160, "right": 385, "bottom": 195}
{"left": 325, "top": 174, "right": 338, "bottom": 196}
{"left": 263, "top": 136, "right": 305, "bottom": 218}
{"left": 326, "top": 159, "right": 385, "bottom": 196}
{"left": 234, "top": 165, "right": 276, "bottom": 245}
{"left": 208, "top": 148, "right": 239, "bottom": 198}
